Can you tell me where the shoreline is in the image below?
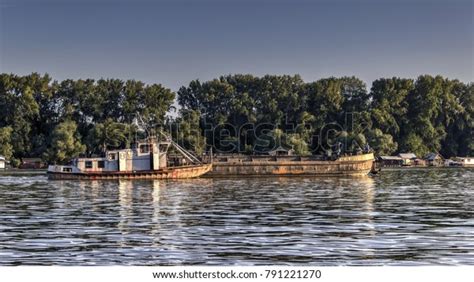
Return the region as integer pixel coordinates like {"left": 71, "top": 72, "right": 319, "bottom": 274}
{"left": 378, "top": 166, "right": 474, "bottom": 171}
{"left": 0, "top": 166, "right": 473, "bottom": 177}
{"left": 0, "top": 169, "right": 47, "bottom": 175}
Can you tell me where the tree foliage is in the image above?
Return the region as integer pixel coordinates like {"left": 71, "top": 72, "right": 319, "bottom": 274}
{"left": 177, "top": 74, "right": 473, "bottom": 157}
{"left": 0, "top": 127, "right": 13, "bottom": 160}
{"left": 0, "top": 73, "right": 175, "bottom": 164}
{"left": 86, "top": 119, "right": 131, "bottom": 155}
{"left": 0, "top": 72, "right": 472, "bottom": 162}
{"left": 44, "top": 120, "right": 86, "bottom": 164}
{"left": 170, "top": 109, "right": 207, "bottom": 155}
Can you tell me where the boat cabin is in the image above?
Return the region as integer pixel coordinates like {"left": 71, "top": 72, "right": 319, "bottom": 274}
{"left": 50, "top": 138, "right": 172, "bottom": 174}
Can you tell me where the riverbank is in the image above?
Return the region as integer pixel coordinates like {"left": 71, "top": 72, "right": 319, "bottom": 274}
{"left": 378, "top": 166, "right": 474, "bottom": 171}
{"left": 0, "top": 169, "right": 47, "bottom": 175}
{"left": 1, "top": 166, "right": 473, "bottom": 178}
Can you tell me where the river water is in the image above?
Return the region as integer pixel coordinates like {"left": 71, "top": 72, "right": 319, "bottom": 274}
{"left": 0, "top": 168, "right": 473, "bottom": 265}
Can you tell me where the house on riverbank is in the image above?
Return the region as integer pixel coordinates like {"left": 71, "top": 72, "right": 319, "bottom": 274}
{"left": 378, "top": 156, "right": 403, "bottom": 167}
{"left": 398, "top": 153, "right": 420, "bottom": 166}
{"left": 425, "top": 153, "right": 444, "bottom": 166}
{"left": 0, "top": 156, "right": 5, "bottom": 169}
{"left": 454, "top": 157, "right": 474, "bottom": 167}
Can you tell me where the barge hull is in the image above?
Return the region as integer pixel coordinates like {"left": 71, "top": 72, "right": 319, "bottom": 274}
{"left": 48, "top": 164, "right": 212, "bottom": 180}
{"left": 206, "top": 153, "right": 374, "bottom": 177}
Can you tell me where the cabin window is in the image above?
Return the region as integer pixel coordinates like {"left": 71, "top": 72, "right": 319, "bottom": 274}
{"left": 85, "top": 161, "right": 93, "bottom": 169}
{"left": 108, "top": 153, "right": 116, "bottom": 160}
{"left": 62, "top": 167, "right": 72, "bottom": 172}
{"left": 140, "top": 144, "right": 150, "bottom": 153}
{"left": 98, "top": 161, "right": 105, "bottom": 168}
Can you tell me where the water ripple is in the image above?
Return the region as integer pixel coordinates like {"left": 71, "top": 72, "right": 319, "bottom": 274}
{"left": 0, "top": 168, "right": 473, "bottom": 265}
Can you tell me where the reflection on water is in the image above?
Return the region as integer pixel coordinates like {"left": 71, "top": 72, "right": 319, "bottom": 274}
{"left": 0, "top": 169, "right": 473, "bottom": 265}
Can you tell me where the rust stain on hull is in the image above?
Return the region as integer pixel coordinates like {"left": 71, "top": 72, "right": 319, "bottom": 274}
{"left": 48, "top": 164, "right": 212, "bottom": 180}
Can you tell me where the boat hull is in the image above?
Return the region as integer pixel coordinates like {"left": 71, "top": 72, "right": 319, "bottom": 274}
{"left": 47, "top": 164, "right": 212, "bottom": 180}
{"left": 206, "top": 153, "right": 375, "bottom": 177}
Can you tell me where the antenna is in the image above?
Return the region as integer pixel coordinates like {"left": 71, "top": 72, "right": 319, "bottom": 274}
{"left": 134, "top": 112, "right": 150, "bottom": 138}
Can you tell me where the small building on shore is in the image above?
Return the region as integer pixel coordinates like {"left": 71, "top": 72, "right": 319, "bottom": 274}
{"left": 454, "top": 157, "right": 474, "bottom": 167}
{"left": 424, "top": 153, "right": 444, "bottom": 166}
{"left": 0, "top": 156, "right": 5, "bottom": 169}
{"left": 19, "top": 158, "right": 47, "bottom": 169}
{"left": 377, "top": 156, "right": 403, "bottom": 167}
{"left": 398, "top": 153, "right": 418, "bottom": 166}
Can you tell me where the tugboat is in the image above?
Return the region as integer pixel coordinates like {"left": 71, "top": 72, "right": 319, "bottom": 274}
{"left": 47, "top": 135, "right": 212, "bottom": 180}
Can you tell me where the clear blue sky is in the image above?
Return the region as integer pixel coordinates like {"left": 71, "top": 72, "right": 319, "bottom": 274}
{"left": 1, "top": 0, "right": 472, "bottom": 91}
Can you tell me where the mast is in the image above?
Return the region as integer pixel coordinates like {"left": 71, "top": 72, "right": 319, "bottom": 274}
{"left": 135, "top": 112, "right": 202, "bottom": 165}
{"left": 157, "top": 130, "right": 202, "bottom": 164}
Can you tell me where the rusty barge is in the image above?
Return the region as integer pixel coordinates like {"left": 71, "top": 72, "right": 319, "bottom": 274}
{"left": 47, "top": 137, "right": 212, "bottom": 180}
{"left": 205, "top": 153, "right": 375, "bottom": 177}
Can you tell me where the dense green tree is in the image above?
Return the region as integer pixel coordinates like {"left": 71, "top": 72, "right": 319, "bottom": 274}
{"left": 440, "top": 81, "right": 473, "bottom": 157}
{"left": 85, "top": 119, "right": 131, "bottom": 155}
{"left": 369, "top": 78, "right": 413, "bottom": 138}
{"left": 93, "top": 79, "right": 124, "bottom": 122}
{"left": 366, "top": 128, "right": 398, "bottom": 155}
{"left": 255, "top": 75, "right": 305, "bottom": 125}
{"left": 26, "top": 73, "right": 57, "bottom": 157}
{"left": 0, "top": 74, "right": 40, "bottom": 158}
{"left": 340, "top": 76, "right": 370, "bottom": 113}
{"left": 44, "top": 120, "right": 86, "bottom": 164}
{"left": 305, "top": 77, "right": 344, "bottom": 131}
{"left": 141, "top": 83, "right": 175, "bottom": 127}
{"left": 171, "top": 109, "right": 207, "bottom": 155}
{"left": 122, "top": 80, "right": 144, "bottom": 123}
{"left": 286, "top": 133, "right": 311, "bottom": 155}
{"left": 0, "top": 127, "right": 13, "bottom": 160}
{"left": 400, "top": 75, "right": 464, "bottom": 156}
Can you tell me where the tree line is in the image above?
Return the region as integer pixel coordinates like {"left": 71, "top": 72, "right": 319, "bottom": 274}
{"left": 176, "top": 74, "right": 473, "bottom": 158}
{"left": 0, "top": 73, "right": 472, "bottom": 165}
{"left": 0, "top": 73, "right": 174, "bottom": 165}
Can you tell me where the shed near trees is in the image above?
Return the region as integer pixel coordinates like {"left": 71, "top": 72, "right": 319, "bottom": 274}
{"left": 424, "top": 153, "right": 444, "bottom": 166}
{"left": 0, "top": 156, "right": 5, "bottom": 169}
{"left": 461, "top": 157, "right": 474, "bottom": 167}
{"left": 377, "top": 156, "right": 403, "bottom": 167}
{"left": 398, "top": 153, "right": 418, "bottom": 166}
{"left": 19, "top": 158, "right": 47, "bottom": 169}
